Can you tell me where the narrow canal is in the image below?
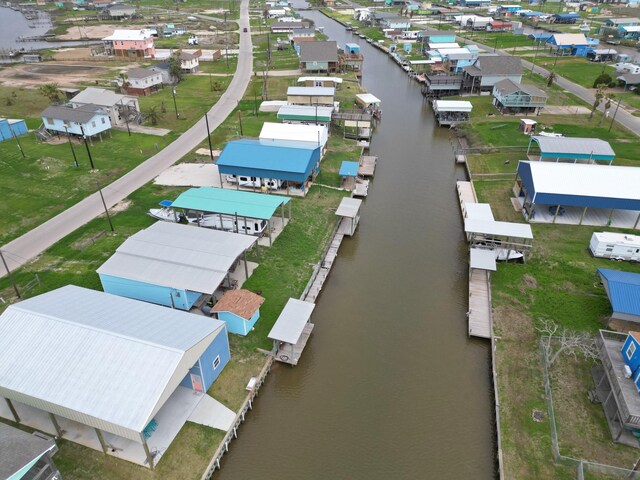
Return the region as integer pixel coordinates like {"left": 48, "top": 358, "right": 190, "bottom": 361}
{"left": 217, "top": 11, "right": 497, "bottom": 479}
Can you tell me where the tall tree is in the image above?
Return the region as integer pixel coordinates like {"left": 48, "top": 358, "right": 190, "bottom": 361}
{"left": 167, "top": 52, "right": 184, "bottom": 84}
{"left": 144, "top": 105, "right": 163, "bottom": 126}
{"left": 590, "top": 84, "right": 608, "bottom": 121}
{"left": 39, "top": 83, "right": 60, "bottom": 103}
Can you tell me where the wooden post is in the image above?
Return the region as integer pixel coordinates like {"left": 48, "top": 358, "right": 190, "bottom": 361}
{"left": 579, "top": 207, "right": 588, "bottom": 225}
{"left": 5, "top": 398, "right": 20, "bottom": 423}
{"left": 243, "top": 251, "right": 249, "bottom": 280}
{"left": 288, "top": 201, "right": 292, "bottom": 220}
{"left": 95, "top": 428, "right": 108, "bottom": 454}
{"left": 268, "top": 219, "right": 273, "bottom": 246}
{"left": 553, "top": 205, "right": 560, "bottom": 224}
{"left": 633, "top": 212, "right": 640, "bottom": 230}
{"left": 142, "top": 437, "right": 155, "bottom": 470}
{"left": 49, "top": 413, "right": 63, "bottom": 437}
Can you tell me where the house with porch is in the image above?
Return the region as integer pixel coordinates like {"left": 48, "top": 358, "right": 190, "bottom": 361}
{"left": 40, "top": 104, "right": 111, "bottom": 137}
{"left": 605, "top": 17, "right": 640, "bottom": 28}
{"left": 299, "top": 41, "right": 339, "bottom": 73}
{"left": 70, "top": 87, "right": 139, "bottom": 127}
{"left": 212, "top": 289, "right": 265, "bottom": 336}
{"left": 0, "top": 285, "right": 230, "bottom": 469}
{"left": 103, "top": 29, "right": 155, "bottom": 59}
{"left": 179, "top": 50, "right": 200, "bottom": 72}
{"left": 492, "top": 79, "right": 548, "bottom": 114}
{"left": 462, "top": 56, "right": 524, "bottom": 93}
{"left": 0, "top": 423, "right": 61, "bottom": 480}
{"left": 122, "top": 67, "right": 163, "bottom": 96}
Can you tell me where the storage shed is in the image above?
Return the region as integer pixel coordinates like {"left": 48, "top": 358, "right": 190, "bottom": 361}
{"left": 212, "top": 289, "right": 265, "bottom": 336}
{"left": 277, "top": 104, "right": 334, "bottom": 125}
{"left": 527, "top": 135, "right": 615, "bottom": 163}
{"left": 0, "top": 118, "right": 27, "bottom": 142}
{"left": 515, "top": 161, "right": 640, "bottom": 228}
{"left": 598, "top": 269, "right": 640, "bottom": 323}
{"left": 287, "top": 86, "right": 335, "bottom": 106}
{"left": 0, "top": 285, "right": 230, "bottom": 469}
{"left": 97, "top": 221, "right": 257, "bottom": 310}
{"left": 216, "top": 139, "right": 322, "bottom": 195}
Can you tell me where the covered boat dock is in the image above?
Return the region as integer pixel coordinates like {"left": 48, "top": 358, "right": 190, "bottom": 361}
{"left": 336, "top": 197, "right": 363, "bottom": 236}
{"left": 464, "top": 218, "right": 534, "bottom": 261}
{"left": 432, "top": 100, "right": 472, "bottom": 126}
{"left": 268, "top": 299, "right": 316, "bottom": 366}
{"left": 332, "top": 110, "right": 373, "bottom": 140}
{"left": 468, "top": 248, "right": 497, "bottom": 339}
{"left": 170, "top": 187, "right": 292, "bottom": 246}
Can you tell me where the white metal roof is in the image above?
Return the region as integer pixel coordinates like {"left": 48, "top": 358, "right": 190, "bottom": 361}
{"left": 0, "top": 285, "right": 225, "bottom": 441}
{"left": 277, "top": 104, "right": 334, "bottom": 119}
{"left": 97, "top": 221, "right": 256, "bottom": 294}
{"left": 268, "top": 298, "right": 315, "bottom": 344}
{"left": 551, "top": 33, "right": 588, "bottom": 46}
{"left": 335, "top": 197, "right": 362, "bottom": 218}
{"left": 103, "top": 29, "right": 153, "bottom": 41}
{"left": 623, "top": 26, "right": 640, "bottom": 32}
{"left": 464, "top": 218, "right": 534, "bottom": 239}
{"left": 465, "top": 203, "right": 495, "bottom": 221}
{"left": 593, "top": 231, "right": 640, "bottom": 245}
{"left": 433, "top": 100, "right": 473, "bottom": 113}
{"left": 523, "top": 161, "right": 640, "bottom": 203}
{"left": 259, "top": 122, "right": 328, "bottom": 147}
{"left": 521, "top": 119, "right": 537, "bottom": 125}
{"left": 355, "top": 93, "right": 381, "bottom": 105}
{"left": 429, "top": 42, "right": 460, "bottom": 49}
{"left": 470, "top": 248, "right": 497, "bottom": 271}
{"left": 297, "top": 76, "right": 343, "bottom": 84}
{"left": 71, "top": 87, "right": 129, "bottom": 108}
{"left": 409, "top": 59, "right": 436, "bottom": 65}
{"left": 287, "top": 86, "right": 335, "bottom": 96}
{"left": 532, "top": 136, "right": 615, "bottom": 158}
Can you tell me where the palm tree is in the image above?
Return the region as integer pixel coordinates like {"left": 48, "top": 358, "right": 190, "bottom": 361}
{"left": 118, "top": 73, "right": 130, "bottom": 93}
{"left": 144, "top": 105, "right": 163, "bottom": 126}
{"left": 590, "top": 84, "right": 607, "bottom": 121}
{"left": 39, "top": 83, "right": 60, "bottom": 103}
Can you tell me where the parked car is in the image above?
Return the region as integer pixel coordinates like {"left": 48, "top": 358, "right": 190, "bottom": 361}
{"left": 243, "top": 27, "right": 248, "bottom": 32}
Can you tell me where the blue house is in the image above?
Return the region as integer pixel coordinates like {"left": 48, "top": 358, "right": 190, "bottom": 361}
{"left": 0, "top": 117, "right": 27, "bottom": 142}
{"left": 546, "top": 33, "right": 590, "bottom": 56}
{"left": 40, "top": 103, "right": 111, "bottom": 137}
{"left": 598, "top": 269, "right": 640, "bottom": 324}
{"left": 621, "top": 332, "right": 640, "bottom": 385}
{"left": 499, "top": 4, "right": 521, "bottom": 14}
{"left": 212, "top": 289, "right": 265, "bottom": 336}
{"left": 98, "top": 221, "right": 257, "bottom": 310}
{"left": 424, "top": 33, "right": 456, "bottom": 44}
{"left": 216, "top": 139, "right": 322, "bottom": 194}
{"left": 344, "top": 43, "right": 361, "bottom": 55}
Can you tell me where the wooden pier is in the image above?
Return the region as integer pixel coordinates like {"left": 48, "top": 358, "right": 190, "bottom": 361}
{"left": 274, "top": 323, "right": 315, "bottom": 366}
{"left": 353, "top": 179, "right": 369, "bottom": 197}
{"left": 304, "top": 232, "right": 344, "bottom": 303}
{"left": 358, "top": 155, "right": 377, "bottom": 177}
{"left": 468, "top": 269, "right": 492, "bottom": 339}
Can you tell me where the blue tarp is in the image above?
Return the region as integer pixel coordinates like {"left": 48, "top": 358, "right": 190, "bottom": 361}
{"left": 339, "top": 161, "right": 359, "bottom": 177}
{"left": 598, "top": 269, "right": 640, "bottom": 316}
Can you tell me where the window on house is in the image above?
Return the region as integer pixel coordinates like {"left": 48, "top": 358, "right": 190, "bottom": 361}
{"left": 46, "top": 117, "right": 54, "bottom": 125}
{"left": 101, "top": 118, "right": 106, "bottom": 124}
{"left": 628, "top": 342, "right": 637, "bottom": 360}
{"left": 91, "top": 121, "right": 96, "bottom": 128}
{"left": 213, "top": 355, "right": 221, "bottom": 369}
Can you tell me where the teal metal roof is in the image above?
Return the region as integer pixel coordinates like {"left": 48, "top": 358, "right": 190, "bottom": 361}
{"left": 339, "top": 161, "right": 359, "bottom": 177}
{"left": 171, "top": 187, "right": 291, "bottom": 220}
{"left": 277, "top": 105, "right": 333, "bottom": 122}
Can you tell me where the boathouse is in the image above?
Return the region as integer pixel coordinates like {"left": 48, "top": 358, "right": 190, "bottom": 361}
{"left": 336, "top": 196, "right": 363, "bottom": 236}
{"left": 97, "top": 221, "right": 257, "bottom": 310}
{"left": 515, "top": 161, "right": 640, "bottom": 228}
{"left": 432, "top": 100, "right": 472, "bottom": 126}
{"left": 216, "top": 139, "right": 322, "bottom": 195}
{"left": 527, "top": 136, "right": 615, "bottom": 163}
{"left": 170, "top": 187, "right": 292, "bottom": 245}
{"left": 212, "top": 289, "right": 265, "bottom": 336}
{"left": 287, "top": 86, "right": 335, "bottom": 106}
{"left": 277, "top": 104, "right": 334, "bottom": 125}
{"left": 598, "top": 269, "right": 640, "bottom": 323}
{"left": 268, "top": 298, "right": 316, "bottom": 366}
{"left": 0, "top": 285, "right": 230, "bottom": 469}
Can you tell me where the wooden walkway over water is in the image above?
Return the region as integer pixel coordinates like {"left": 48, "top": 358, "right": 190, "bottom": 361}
{"left": 468, "top": 269, "right": 492, "bottom": 339}
{"left": 304, "top": 233, "right": 345, "bottom": 303}
{"left": 358, "top": 155, "right": 377, "bottom": 177}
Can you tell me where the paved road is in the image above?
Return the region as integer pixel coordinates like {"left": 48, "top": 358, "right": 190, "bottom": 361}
{"left": 460, "top": 37, "right": 640, "bottom": 136}
{"left": 0, "top": 0, "right": 252, "bottom": 277}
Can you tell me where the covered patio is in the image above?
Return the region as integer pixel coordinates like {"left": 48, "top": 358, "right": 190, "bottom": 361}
{"left": 515, "top": 161, "right": 640, "bottom": 229}
{"left": 268, "top": 299, "right": 316, "bottom": 366}
{"left": 526, "top": 135, "right": 615, "bottom": 164}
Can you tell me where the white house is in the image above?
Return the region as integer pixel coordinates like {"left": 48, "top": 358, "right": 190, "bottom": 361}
{"left": 40, "top": 104, "right": 112, "bottom": 137}
{"left": 70, "top": 87, "right": 139, "bottom": 126}
{"left": 179, "top": 51, "right": 200, "bottom": 73}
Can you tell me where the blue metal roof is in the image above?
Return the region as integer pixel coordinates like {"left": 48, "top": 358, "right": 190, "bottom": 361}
{"left": 171, "top": 187, "right": 290, "bottom": 220}
{"left": 216, "top": 139, "right": 321, "bottom": 183}
{"left": 554, "top": 13, "right": 581, "bottom": 18}
{"left": 339, "top": 161, "right": 359, "bottom": 177}
{"left": 159, "top": 199, "right": 173, "bottom": 207}
{"left": 598, "top": 268, "right": 640, "bottom": 316}
{"left": 529, "top": 33, "right": 553, "bottom": 40}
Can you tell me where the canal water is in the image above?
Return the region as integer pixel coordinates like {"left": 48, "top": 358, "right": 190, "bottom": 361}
{"left": 216, "top": 11, "right": 496, "bottom": 480}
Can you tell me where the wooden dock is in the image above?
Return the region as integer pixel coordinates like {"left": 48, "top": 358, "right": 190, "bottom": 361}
{"left": 353, "top": 179, "right": 369, "bottom": 197}
{"left": 304, "top": 233, "right": 345, "bottom": 303}
{"left": 358, "top": 155, "right": 377, "bottom": 177}
{"left": 274, "top": 323, "right": 315, "bottom": 366}
{"left": 468, "top": 269, "right": 492, "bottom": 339}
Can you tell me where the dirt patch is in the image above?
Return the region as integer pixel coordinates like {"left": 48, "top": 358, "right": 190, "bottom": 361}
{"left": 607, "top": 317, "right": 638, "bottom": 332}
{"left": 0, "top": 62, "right": 117, "bottom": 88}
{"left": 57, "top": 24, "right": 120, "bottom": 40}
{"left": 109, "top": 199, "right": 132, "bottom": 214}
{"left": 494, "top": 304, "right": 537, "bottom": 341}
{"left": 532, "top": 409, "right": 545, "bottom": 423}
{"left": 71, "top": 231, "right": 107, "bottom": 250}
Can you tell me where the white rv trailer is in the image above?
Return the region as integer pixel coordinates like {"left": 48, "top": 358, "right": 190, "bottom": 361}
{"left": 225, "top": 174, "right": 284, "bottom": 190}
{"left": 590, "top": 232, "right": 640, "bottom": 262}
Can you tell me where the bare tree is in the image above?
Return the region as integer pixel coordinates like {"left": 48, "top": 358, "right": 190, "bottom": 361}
{"left": 537, "top": 318, "right": 599, "bottom": 367}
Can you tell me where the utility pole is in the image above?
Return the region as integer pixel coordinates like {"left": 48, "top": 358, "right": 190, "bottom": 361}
{"left": 120, "top": 100, "right": 131, "bottom": 136}
{"left": 96, "top": 180, "right": 114, "bottom": 232}
{"left": 238, "top": 108, "right": 243, "bottom": 136}
{"left": 79, "top": 125, "right": 95, "bottom": 170}
{"left": 224, "top": 11, "right": 229, "bottom": 69}
{"left": 0, "top": 249, "right": 20, "bottom": 298}
{"left": 8, "top": 125, "right": 25, "bottom": 158}
{"left": 171, "top": 86, "right": 179, "bottom": 119}
{"left": 204, "top": 113, "right": 214, "bottom": 162}
{"left": 64, "top": 125, "right": 79, "bottom": 168}
{"left": 608, "top": 97, "right": 621, "bottom": 132}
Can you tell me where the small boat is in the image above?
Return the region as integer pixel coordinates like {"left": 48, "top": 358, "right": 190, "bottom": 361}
{"left": 358, "top": 34, "right": 366, "bottom": 39}
{"left": 147, "top": 200, "right": 181, "bottom": 222}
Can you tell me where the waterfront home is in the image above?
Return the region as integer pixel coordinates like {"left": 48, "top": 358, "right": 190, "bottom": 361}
{"left": 594, "top": 330, "right": 640, "bottom": 446}
{"left": 514, "top": 161, "right": 640, "bottom": 228}
{"left": 212, "top": 289, "right": 265, "bottom": 336}
{"left": 605, "top": 17, "right": 640, "bottom": 28}
{"left": 462, "top": 56, "right": 523, "bottom": 93}
{"left": 598, "top": 269, "right": 640, "bottom": 324}
{"left": 492, "top": 79, "right": 548, "bottom": 114}
{"left": 287, "top": 86, "right": 335, "bottom": 106}
{"left": 70, "top": 87, "right": 140, "bottom": 127}
{"left": 40, "top": 104, "right": 111, "bottom": 137}
{"left": 341, "top": 43, "right": 364, "bottom": 71}
{"left": 259, "top": 121, "right": 328, "bottom": 150}
{"left": 422, "top": 74, "right": 463, "bottom": 97}
{"left": 429, "top": 46, "right": 478, "bottom": 73}
{"left": 97, "top": 221, "right": 257, "bottom": 310}
{"left": 216, "top": 139, "right": 321, "bottom": 195}
{"left": 270, "top": 21, "right": 306, "bottom": 33}
{"left": 179, "top": 50, "right": 200, "bottom": 73}
{"left": 0, "top": 423, "right": 61, "bottom": 480}
{"left": 122, "top": 67, "right": 163, "bottom": 95}
{"left": 0, "top": 117, "right": 27, "bottom": 142}
{"left": 297, "top": 76, "right": 343, "bottom": 88}
{"left": 432, "top": 100, "right": 472, "bottom": 126}
{"left": 526, "top": 135, "right": 615, "bottom": 163}
{"left": 299, "top": 41, "right": 339, "bottom": 73}
{"left": 371, "top": 12, "right": 411, "bottom": 30}
{"left": 102, "top": 29, "right": 155, "bottom": 59}
{"left": 0, "top": 285, "right": 230, "bottom": 469}
{"left": 277, "top": 104, "right": 334, "bottom": 125}
{"left": 546, "top": 33, "right": 590, "bottom": 56}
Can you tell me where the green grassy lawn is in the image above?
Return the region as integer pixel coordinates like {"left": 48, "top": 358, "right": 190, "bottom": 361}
{"left": 314, "top": 133, "right": 362, "bottom": 187}
{"left": 138, "top": 75, "right": 232, "bottom": 133}
{"left": 252, "top": 33, "right": 301, "bottom": 70}
{"left": 199, "top": 56, "right": 238, "bottom": 74}
{"left": 461, "top": 31, "right": 537, "bottom": 50}
{"left": 530, "top": 54, "right": 616, "bottom": 89}
{"left": 0, "top": 87, "right": 55, "bottom": 120}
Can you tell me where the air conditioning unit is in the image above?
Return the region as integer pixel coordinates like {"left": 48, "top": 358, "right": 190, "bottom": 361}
{"left": 624, "top": 365, "right": 633, "bottom": 379}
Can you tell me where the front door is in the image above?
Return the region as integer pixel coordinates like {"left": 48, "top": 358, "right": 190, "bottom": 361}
{"left": 190, "top": 374, "right": 204, "bottom": 392}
